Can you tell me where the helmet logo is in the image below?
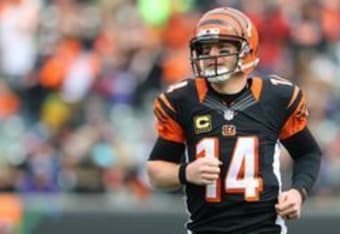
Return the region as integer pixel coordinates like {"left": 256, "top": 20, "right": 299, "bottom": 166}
{"left": 197, "top": 28, "right": 220, "bottom": 37}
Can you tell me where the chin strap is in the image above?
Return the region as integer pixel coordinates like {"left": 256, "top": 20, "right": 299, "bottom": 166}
{"left": 239, "top": 58, "right": 260, "bottom": 71}
{"left": 207, "top": 55, "right": 259, "bottom": 83}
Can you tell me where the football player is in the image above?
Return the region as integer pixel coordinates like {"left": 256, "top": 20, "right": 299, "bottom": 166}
{"left": 147, "top": 7, "right": 321, "bottom": 234}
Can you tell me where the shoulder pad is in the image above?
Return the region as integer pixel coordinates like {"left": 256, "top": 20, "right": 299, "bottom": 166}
{"left": 163, "top": 78, "right": 196, "bottom": 104}
{"left": 263, "top": 75, "right": 299, "bottom": 108}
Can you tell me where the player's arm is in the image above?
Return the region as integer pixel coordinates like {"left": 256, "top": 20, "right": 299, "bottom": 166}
{"left": 276, "top": 88, "right": 321, "bottom": 219}
{"left": 147, "top": 138, "right": 185, "bottom": 190}
{"left": 147, "top": 138, "right": 221, "bottom": 190}
{"left": 147, "top": 93, "right": 186, "bottom": 190}
{"left": 276, "top": 127, "right": 321, "bottom": 219}
{"left": 279, "top": 89, "right": 322, "bottom": 198}
{"left": 148, "top": 139, "right": 221, "bottom": 189}
{"left": 281, "top": 127, "right": 321, "bottom": 198}
{"left": 147, "top": 93, "right": 220, "bottom": 190}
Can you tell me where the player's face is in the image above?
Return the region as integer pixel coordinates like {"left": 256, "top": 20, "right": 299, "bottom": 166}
{"left": 199, "top": 42, "right": 239, "bottom": 78}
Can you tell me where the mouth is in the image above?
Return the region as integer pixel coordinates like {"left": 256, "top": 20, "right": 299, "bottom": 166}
{"left": 204, "top": 66, "right": 230, "bottom": 76}
{"left": 206, "top": 63, "right": 225, "bottom": 69}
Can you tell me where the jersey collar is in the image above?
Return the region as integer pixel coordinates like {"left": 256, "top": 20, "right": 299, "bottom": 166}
{"left": 195, "top": 77, "right": 263, "bottom": 103}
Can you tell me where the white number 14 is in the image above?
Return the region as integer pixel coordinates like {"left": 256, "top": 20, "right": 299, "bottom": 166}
{"left": 196, "top": 137, "right": 263, "bottom": 202}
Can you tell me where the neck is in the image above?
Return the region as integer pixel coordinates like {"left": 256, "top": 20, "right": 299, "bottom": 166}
{"left": 210, "top": 73, "right": 248, "bottom": 95}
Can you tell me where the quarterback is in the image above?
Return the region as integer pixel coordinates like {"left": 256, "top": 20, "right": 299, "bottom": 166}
{"left": 147, "top": 7, "right": 321, "bottom": 234}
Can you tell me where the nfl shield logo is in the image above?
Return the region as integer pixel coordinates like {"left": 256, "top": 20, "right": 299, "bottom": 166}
{"left": 224, "top": 109, "right": 234, "bottom": 121}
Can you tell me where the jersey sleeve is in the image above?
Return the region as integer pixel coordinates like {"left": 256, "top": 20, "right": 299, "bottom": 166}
{"left": 279, "top": 87, "right": 308, "bottom": 140}
{"left": 153, "top": 93, "right": 185, "bottom": 143}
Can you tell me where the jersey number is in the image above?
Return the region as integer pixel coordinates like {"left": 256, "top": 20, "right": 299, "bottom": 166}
{"left": 269, "top": 76, "right": 292, "bottom": 86}
{"left": 196, "top": 137, "right": 263, "bottom": 202}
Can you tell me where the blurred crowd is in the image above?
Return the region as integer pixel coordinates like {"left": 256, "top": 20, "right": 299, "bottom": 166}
{"left": 0, "top": 0, "right": 339, "bottom": 198}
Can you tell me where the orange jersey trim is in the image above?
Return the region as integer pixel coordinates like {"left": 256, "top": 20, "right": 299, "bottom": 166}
{"left": 250, "top": 77, "right": 263, "bottom": 102}
{"left": 195, "top": 78, "right": 208, "bottom": 103}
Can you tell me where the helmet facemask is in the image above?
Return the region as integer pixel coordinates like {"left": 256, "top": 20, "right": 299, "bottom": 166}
{"left": 190, "top": 36, "right": 246, "bottom": 83}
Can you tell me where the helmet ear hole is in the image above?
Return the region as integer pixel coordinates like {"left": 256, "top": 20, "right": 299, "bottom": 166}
{"left": 238, "top": 42, "right": 251, "bottom": 57}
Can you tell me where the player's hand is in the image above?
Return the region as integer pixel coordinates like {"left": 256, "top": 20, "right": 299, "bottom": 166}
{"left": 275, "top": 189, "right": 303, "bottom": 220}
{"left": 186, "top": 158, "right": 222, "bottom": 185}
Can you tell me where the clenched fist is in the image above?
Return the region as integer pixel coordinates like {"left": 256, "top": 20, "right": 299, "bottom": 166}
{"left": 275, "top": 189, "right": 303, "bottom": 220}
{"left": 186, "top": 157, "right": 222, "bottom": 185}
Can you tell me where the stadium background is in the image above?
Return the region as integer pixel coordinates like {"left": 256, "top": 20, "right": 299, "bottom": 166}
{"left": 0, "top": 0, "right": 339, "bottom": 233}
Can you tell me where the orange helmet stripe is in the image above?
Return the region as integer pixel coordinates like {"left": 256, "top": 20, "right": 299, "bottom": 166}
{"left": 197, "top": 13, "right": 243, "bottom": 37}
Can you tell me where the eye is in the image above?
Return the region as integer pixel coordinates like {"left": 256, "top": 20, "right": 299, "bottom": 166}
{"left": 201, "top": 46, "right": 211, "bottom": 56}
{"left": 219, "top": 43, "right": 238, "bottom": 55}
{"left": 220, "top": 48, "right": 231, "bottom": 55}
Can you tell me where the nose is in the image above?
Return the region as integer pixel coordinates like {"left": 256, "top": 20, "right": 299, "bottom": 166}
{"left": 209, "top": 46, "right": 219, "bottom": 56}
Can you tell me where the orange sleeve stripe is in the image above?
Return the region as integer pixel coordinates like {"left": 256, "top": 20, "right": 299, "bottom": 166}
{"left": 195, "top": 78, "right": 208, "bottom": 103}
{"left": 159, "top": 94, "right": 176, "bottom": 113}
{"left": 156, "top": 119, "right": 185, "bottom": 143}
{"left": 154, "top": 109, "right": 166, "bottom": 123}
{"left": 279, "top": 95, "right": 307, "bottom": 140}
{"left": 154, "top": 99, "right": 168, "bottom": 117}
{"left": 153, "top": 99, "right": 185, "bottom": 143}
{"left": 250, "top": 77, "right": 263, "bottom": 102}
{"left": 287, "top": 86, "right": 300, "bottom": 108}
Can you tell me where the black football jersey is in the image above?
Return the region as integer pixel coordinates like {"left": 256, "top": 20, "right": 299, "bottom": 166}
{"left": 152, "top": 76, "right": 308, "bottom": 234}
